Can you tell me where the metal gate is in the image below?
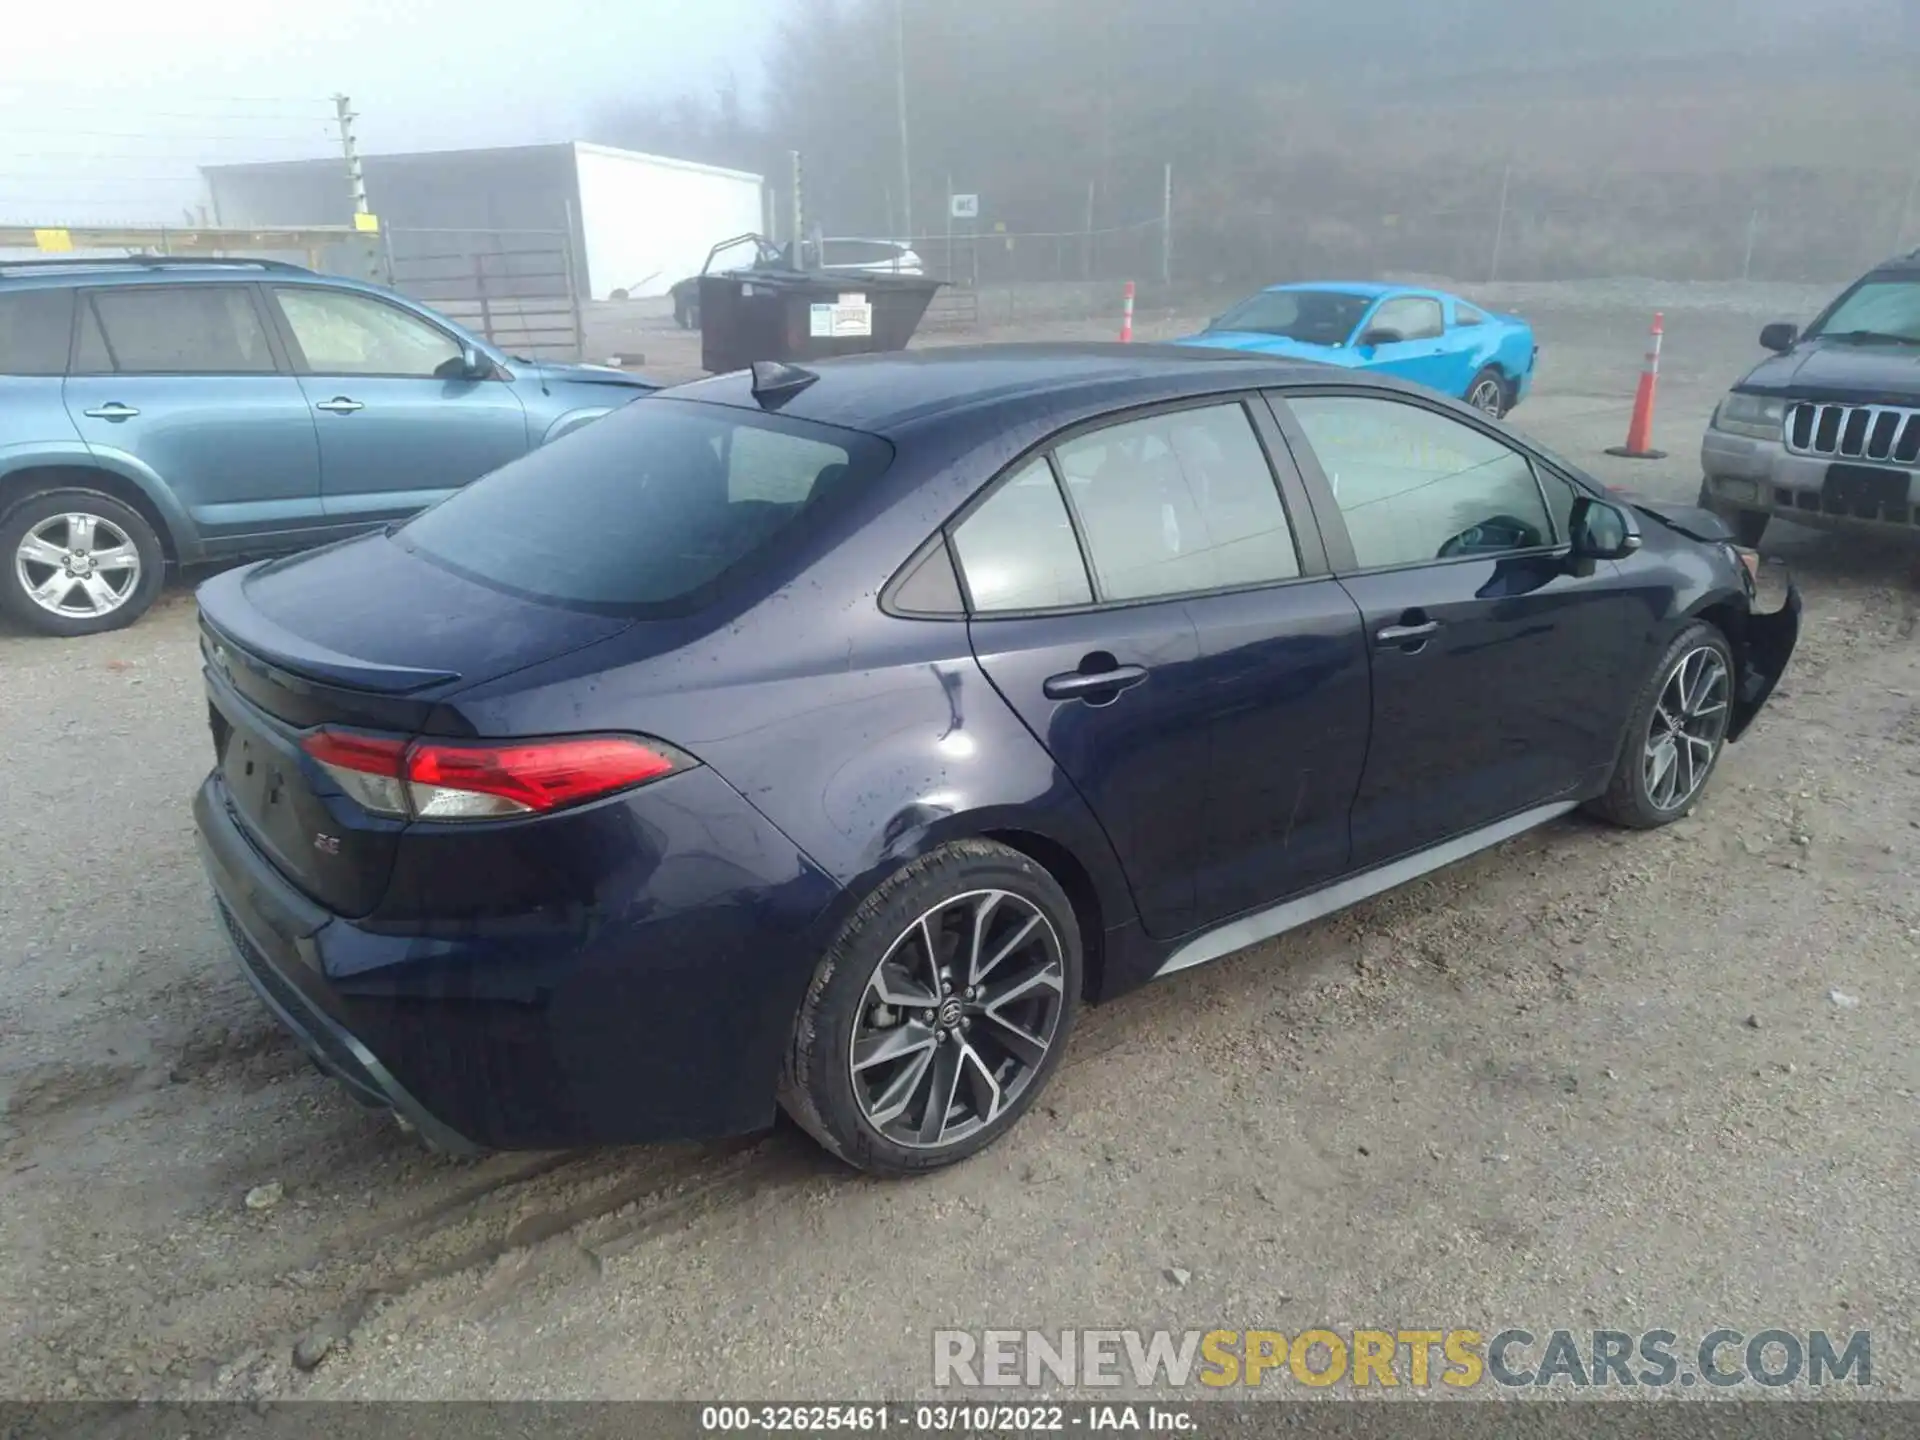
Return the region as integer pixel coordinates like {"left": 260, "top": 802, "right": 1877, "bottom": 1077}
{"left": 381, "top": 226, "right": 584, "bottom": 360}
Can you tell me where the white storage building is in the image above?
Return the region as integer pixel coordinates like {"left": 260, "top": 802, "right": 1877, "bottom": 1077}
{"left": 202, "top": 142, "right": 768, "bottom": 301}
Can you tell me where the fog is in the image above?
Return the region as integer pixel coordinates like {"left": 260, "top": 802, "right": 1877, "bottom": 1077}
{"left": 5, "top": 0, "right": 1916, "bottom": 281}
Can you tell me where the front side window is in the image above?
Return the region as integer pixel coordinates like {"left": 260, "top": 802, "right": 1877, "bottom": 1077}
{"left": 398, "top": 398, "right": 887, "bottom": 612}
{"left": 81, "top": 286, "right": 276, "bottom": 375}
{"left": 1366, "top": 296, "right": 1445, "bottom": 342}
{"left": 274, "top": 287, "right": 465, "bottom": 377}
{"left": 951, "top": 459, "right": 1093, "bottom": 612}
{"left": 1288, "top": 395, "right": 1552, "bottom": 569}
{"left": 1054, "top": 403, "right": 1300, "bottom": 601}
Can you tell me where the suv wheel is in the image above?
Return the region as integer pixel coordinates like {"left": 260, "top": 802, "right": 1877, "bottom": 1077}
{"left": 0, "top": 489, "right": 164, "bottom": 637}
{"left": 1695, "top": 479, "right": 1769, "bottom": 547}
{"left": 779, "top": 840, "right": 1081, "bottom": 1176}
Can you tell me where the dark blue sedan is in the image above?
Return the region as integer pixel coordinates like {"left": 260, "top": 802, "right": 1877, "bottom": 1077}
{"left": 192, "top": 345, "right": 1799, "bottom": 1175}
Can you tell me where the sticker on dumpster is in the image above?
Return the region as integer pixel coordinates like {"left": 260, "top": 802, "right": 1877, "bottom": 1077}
{"left": 809, "top": 295, "right": 873, "bottom": 338}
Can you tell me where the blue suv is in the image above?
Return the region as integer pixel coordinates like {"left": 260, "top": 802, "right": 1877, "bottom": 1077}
{"left": 0, "top": 257, "right": 657, "bottom": 635}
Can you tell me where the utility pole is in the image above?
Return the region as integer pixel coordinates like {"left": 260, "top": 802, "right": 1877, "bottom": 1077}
{"left": 1488, "top": 164, "right": 1513, "bottom": 283}
{"left": 333, "top": 94, "right": 378, "bottom": 280}
{"left": 1742, "top": 208, "right": 1761, "bottom": 282}
{"left": 1899, "top": 169, "right": 1920, "bottom": 251}
{"left": 1161, "top": 162, "right": 1173, "bottom": 286}
{"left": 894, "top": 0, "right": 913, "bottom": 245}
{"left": 790, "top": 150, "right": 805, "bottom": 262}
{"left": 1084, "top": 178, "right": 1095, "bottom": 280}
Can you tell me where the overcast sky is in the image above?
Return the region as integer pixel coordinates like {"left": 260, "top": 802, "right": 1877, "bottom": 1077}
{"left": 2, "top": 0, "right": 767, "bottom": 224}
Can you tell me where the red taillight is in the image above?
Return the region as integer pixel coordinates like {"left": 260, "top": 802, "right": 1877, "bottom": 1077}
{"left": 301, "top": 731, "right": 410, "bottom": 817}
{"left": 407, "top": 737, "right": 681, "bottom": 819}
{"left": 302, "top": 730, "right": 408, "bottom": 775}
{"left": 300, "top": 731, "right": 687, "bottom": 822}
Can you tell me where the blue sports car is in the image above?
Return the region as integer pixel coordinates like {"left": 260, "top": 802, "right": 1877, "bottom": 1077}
{"left": 1175, "top": 282, "right": 1537, "bottom": 417}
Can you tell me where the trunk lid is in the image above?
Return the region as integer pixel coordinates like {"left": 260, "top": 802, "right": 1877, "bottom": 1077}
{"left": 196, "top": 533, "right": 632, "bottom": 916}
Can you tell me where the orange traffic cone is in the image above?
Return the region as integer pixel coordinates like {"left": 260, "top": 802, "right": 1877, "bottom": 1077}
{"left": 1606, "top": 312, "right": 1668, "bottom": 459}
{"left": 1120, "top": 281, "right": 1135, "bottom": 343}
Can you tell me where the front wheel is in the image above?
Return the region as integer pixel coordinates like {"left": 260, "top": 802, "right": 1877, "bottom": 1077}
{"left": 779, "top": 840, "right": 1081, "bottom": 1176}
{"left": 1696, "top": 479, "right": 1769, "bottom": 547}
{"left": 1, "top": 489, "right": 164, "bottom": 637}
{"left": 1465, "top": 366, "right": 1509, "bottom": 418}
{"left": 1585, "top": 622, "right": 1735, "bottom": 829}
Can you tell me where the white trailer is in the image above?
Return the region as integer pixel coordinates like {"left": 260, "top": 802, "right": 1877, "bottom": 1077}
{"left": 202, "top": 142, "right": 767, "bottom": 301}
{"left": 571, "top": 145, "right": 765, "bottom": 300}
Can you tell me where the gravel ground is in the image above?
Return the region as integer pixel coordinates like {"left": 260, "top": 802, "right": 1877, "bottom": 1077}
{"left": 2, "top": 283, "right": 1916, "bottom": 1403}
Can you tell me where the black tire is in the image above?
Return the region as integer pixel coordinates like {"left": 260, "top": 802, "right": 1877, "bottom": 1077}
{"left": 0, "top": 488, "right": 164, "bottom": 637}
{"left": 1585, "top": 621, "right": 1735, "bottom": 829}
{"left": 1465, "top": 365, "right": 1510, "bottom": 418}
{"left": 1695, "top": 479, "right": 1770, "bottom": 548}
{"left": 778, "top": 839, "right": 1082, "bottom": 1176}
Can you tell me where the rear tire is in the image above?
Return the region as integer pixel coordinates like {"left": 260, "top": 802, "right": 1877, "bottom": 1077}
{"left": 1465, "top": 366, "right": 1510, "bottom": 418}
{"left": 1585, "top": 621, "right": 1735, "bottom": 829}
{"left": 0, "top": 488, "right": 164, "bottom": 637}
{"left": 778, "top": 840, "right": 1081, "bottom": 1176}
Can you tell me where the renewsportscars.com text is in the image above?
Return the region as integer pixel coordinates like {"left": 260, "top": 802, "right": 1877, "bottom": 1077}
{"left": 932, "top": 1328, "right": 1871, "bottom": 1390}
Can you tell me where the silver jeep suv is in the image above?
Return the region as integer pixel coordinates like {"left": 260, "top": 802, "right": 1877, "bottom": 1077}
{"left": 1700, "top": 249, "right": 1920, "bottom": 546}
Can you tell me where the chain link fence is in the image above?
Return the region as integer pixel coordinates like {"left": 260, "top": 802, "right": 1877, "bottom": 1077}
{"left": 900, "top": 165, "right": 1920, "bottom": 292}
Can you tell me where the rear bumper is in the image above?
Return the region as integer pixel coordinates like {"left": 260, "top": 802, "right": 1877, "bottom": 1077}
{"left": 1702, "top": 430, "right": 1920, "bottom": 535}
{"left": 193, "top": 767, "right": 842, "bottom": 1150}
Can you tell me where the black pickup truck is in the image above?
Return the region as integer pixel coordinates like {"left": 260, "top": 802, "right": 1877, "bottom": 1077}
{"left": 1700, "top": 248, "right": 1920, "bottom": 545}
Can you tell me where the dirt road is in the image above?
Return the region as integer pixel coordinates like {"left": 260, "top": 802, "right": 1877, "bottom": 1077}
{"left": 2, "top": 285, "right": 1915, "bottom": 1401}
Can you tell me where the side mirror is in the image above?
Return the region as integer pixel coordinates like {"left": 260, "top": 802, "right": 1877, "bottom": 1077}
{"left": 1569, "top": 494, "right": 1641, "bottom": 561}
{"left": 460, "top": 342, "right": 491, "bottom": 379}
{"left": 1358, "top": 327, "right": 1403, "bottom": 348}
{"left": 1759, "top": 322, "right": 1798, "bottom": 354}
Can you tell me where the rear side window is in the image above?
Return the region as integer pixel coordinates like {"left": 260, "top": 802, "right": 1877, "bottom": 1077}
{"left": 80, "top": 287, "right": 277, "bottom": 375}
{"left": 1054, "top": 403, "right": 1300, "bottom": 601}
{"left": 1369, "top": 296, "right": 1445, "bottom": 342}
{"left": 398, "top": 398, "right": 889, "bottom": 613}
{"left": 951, "top": 459, "right": 1093, "bottom": 612}
{"left": 0, "top": 290, "right": 75, "bottom": 375}
{"left": 1454, "top": 303, "right": 1488, "bottom": 327}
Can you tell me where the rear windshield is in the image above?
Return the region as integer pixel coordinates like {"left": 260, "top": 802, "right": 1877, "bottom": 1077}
{"left": 397, "top": 398, "right": 891, "bottom": 614}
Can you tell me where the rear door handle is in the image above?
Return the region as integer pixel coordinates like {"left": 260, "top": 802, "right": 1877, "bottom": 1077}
{"left": 315, "top": 397, "right": 364, "bottom": 414}
{"left": 1043, "top": 664, "right": 1148, "bottom": 701}
{"left": 82, "top": 403, "right": 139, "bottom": 420}
{"left": 1376, "top": 620, "right": 1440, "bottom": 646}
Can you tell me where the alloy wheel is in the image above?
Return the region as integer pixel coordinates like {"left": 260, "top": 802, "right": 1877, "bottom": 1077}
{"left": 13, "top": 512, "right": 142, "bottom": 620}
{"left": 1468, "top": 377, "right": 1505, "bottom": 416}
{"left": 848, "top": 889, "right": 1066, "bottom": 1150}
{"left": 1643, "top": 646, "right": 1731, "bottom": 812}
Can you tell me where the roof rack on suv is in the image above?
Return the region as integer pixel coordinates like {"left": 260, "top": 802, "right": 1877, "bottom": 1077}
{"left": 0, "top": 255, "right": 313, "bottom": 278}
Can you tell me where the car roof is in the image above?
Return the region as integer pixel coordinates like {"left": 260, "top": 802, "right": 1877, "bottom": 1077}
{"left": 1263, "top": 281, "right": 1407, "bottom": 299}
{"left": 1867, "top": 252, "right": 1920, "bottom": 278}
{"left": 0, "top": 259, "right": 376, "bottom": 294}
{"left": 667, "top": 343, "right": 1381, "bottom": 439}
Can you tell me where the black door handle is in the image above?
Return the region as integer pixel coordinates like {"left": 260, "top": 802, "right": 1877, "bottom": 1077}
{"left": 1044, "top": 664, "right": 1149, "bottom": 701}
